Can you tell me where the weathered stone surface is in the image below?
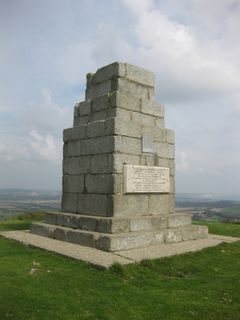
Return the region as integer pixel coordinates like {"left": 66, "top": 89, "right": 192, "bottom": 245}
{"left": 31, "top": 222, "right": 55, "bottom": 237}
{"left": 167, "top": 213, "right": 192, "bottom": 228}
{"left": 169, "top": 194, "right": 175, "bottom": 214}
{"left": 87, "top": 62, "right": 154, "bottom": 87}
{"left": 45, "top": 212, "right": 171, "bottom": 234}
{"left": 80, "top": 136, "right": 114, "bottom": 155}
{"left": 129, "top": 216, "right": 167, "bottom": 232}
{"left": 31, "top": 61, "right": 208, "bottom": 253}
{"left": 63, "top": 126, "right": 86, "bottom": 142}
{"left": 142, "top": 135, "right": 154, "bottom": 153}
{"left": 98, "top": 218, "right": 129, "bottom": 234}
{"left": 85, "top": 174, "right": 113, "bottom": 194}
{"left": 110, "top": 91, "right": 141, "bottom": 112}
{"left": 75, "top": 100, "right": 91, "bottom": 116}
{"left": 108, "top": 106, "right": 132, "bottom": 122}
{"left": 165, "top": 229, "right": 183, "bottom": 244}
{"left": 182, "top": 225, "right": 208, "bottom": 241}
{"left": 96, "top": 231, "right": 164, "bottom": 251}
{"left": 67, "top": 229, "right": 95, "bottom": 247}
{"left": 88, "top": 62, "right": 125, "bottom": 85}
{"left": 130, "top": 218, "right": 152, "bottom": 232}
{"left": 169, "top": 176, "right": 175, "bottom": 194}
{"left": 151, "top": 216, "right": 168, "bottom": 230}
{"left": 113, "top": 194, "right": 149, "bottom": 217}
{"left": 56, "top": 212, "right": 78, "bottom": 228}
{"left": 157, "top": 157, "right": 169, "bottom": 168}
{"left": 154, "top": 142, "right": 175, "bottom": 159}
{"left": 61, "top": 193, "right": 78, "bottom": 213}
{"left": 64, "top": 141, "right": 81, "bottom": 157}
{"left": 52, "top": 227, "right": 67, "bottom": 241}
{"left": 156, "top": 117, "right": 165, "bottom": 128}
{"left": 77, "top": 194, "right": 111, "bottom": 216}
{"left": 88, "top": 110, "right": 107, "bottom": 122}
{"left": 31, "top": 219, "right": 208, "bottom": 252}
{"left": 86, "top": 80, "right": 112, "bottom": 99}
{"left": 113, "top": 174, "right": 123, "bottom": 194}
{"left": 125, "top": 63, "right": 154, "bottom": 87}
{"left": 73, "top": 115, "right": 88, "bottom": 126}
{"left": 91, "top": 154, "right": 109, "bottom": 173}
{"left": 117, "top": 136, "right": 142, "bottom": 155}
{"left": 169, "top": 159, "right": 175, "bottom": 177}
{"left": 132, "top": 111, "right": 155, "bottom": 127}
{"left": 115, "top": 78, "right": 154, "bottom": 99}
{"left": 91, "top": 94, "right": 110, "bottom": 112}
{"left": 45, "top": 212, "right": 57, "bottom": 225}
{"left": 111, "top": 153, "right": 140, "bottom": 173}
{"left": 105, "top": 117, "right": 142, "bottom": 138}
{"left": 148, "top": 194, "right": 170, "bottom": 215}
{"left": 86, "top": 120, "right": 105, "bottom": 138}
{"left": 139, "top": 154, "right": 156, "bottom": 166}
{"left": 141, "top": 98, "right": 164, "bottom": 117}
{"left": 96, "top": 218, "right": 112, "bottom": 233}
{"left": 141, "top": 129, "right": 160, "bottom": 145}
{"left": 63, "top": 156, "right": 90, "bottom": 175}
{"left": 63, "top": 175, "right": 84, "bottom": 193}
{"left": 111, "top": 219, "right": 129, "bottom": 233}
{"left": 166, "top": 129, "right": 175, "bottom": 144}
{"left": 45, "top": 212, "right": 126, "bottom": 233}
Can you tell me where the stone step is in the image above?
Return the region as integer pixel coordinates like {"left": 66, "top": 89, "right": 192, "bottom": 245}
{"left": 45, "top": 211, "right": 192, "bottom": 234}
{"left": 31, "top": 222, "right": 207, "bottom": 252}
{"left": 45, "top": 212, "right": 128, "bottom": 234}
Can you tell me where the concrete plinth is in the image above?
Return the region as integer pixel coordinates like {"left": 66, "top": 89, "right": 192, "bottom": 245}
{"left": 1, "top": 231, "right": 238, "bottom": 269}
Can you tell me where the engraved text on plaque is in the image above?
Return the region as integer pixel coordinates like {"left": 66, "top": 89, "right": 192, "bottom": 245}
{"left": 124, "top": 165, "right": 169, "bottom": 193}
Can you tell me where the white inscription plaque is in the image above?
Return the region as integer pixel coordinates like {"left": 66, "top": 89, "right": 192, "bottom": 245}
{"left": 124, "top": 165, "right": 169, "bottom": 193}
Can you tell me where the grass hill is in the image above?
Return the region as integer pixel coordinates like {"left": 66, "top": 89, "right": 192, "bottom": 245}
{"left": 0, "top": 214, "right": 239, "bottom": 320}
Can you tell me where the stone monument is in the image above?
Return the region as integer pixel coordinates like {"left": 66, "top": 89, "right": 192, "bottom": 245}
{"left": 31, "top": 62, "right": 208, "bottom": 251}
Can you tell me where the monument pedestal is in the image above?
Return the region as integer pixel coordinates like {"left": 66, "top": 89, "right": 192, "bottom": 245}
{"left": 31, "top": 62, "right": 208, "bottom": 252}
{"left": 32, "top": 212, "right": 207, "bottom": 251}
